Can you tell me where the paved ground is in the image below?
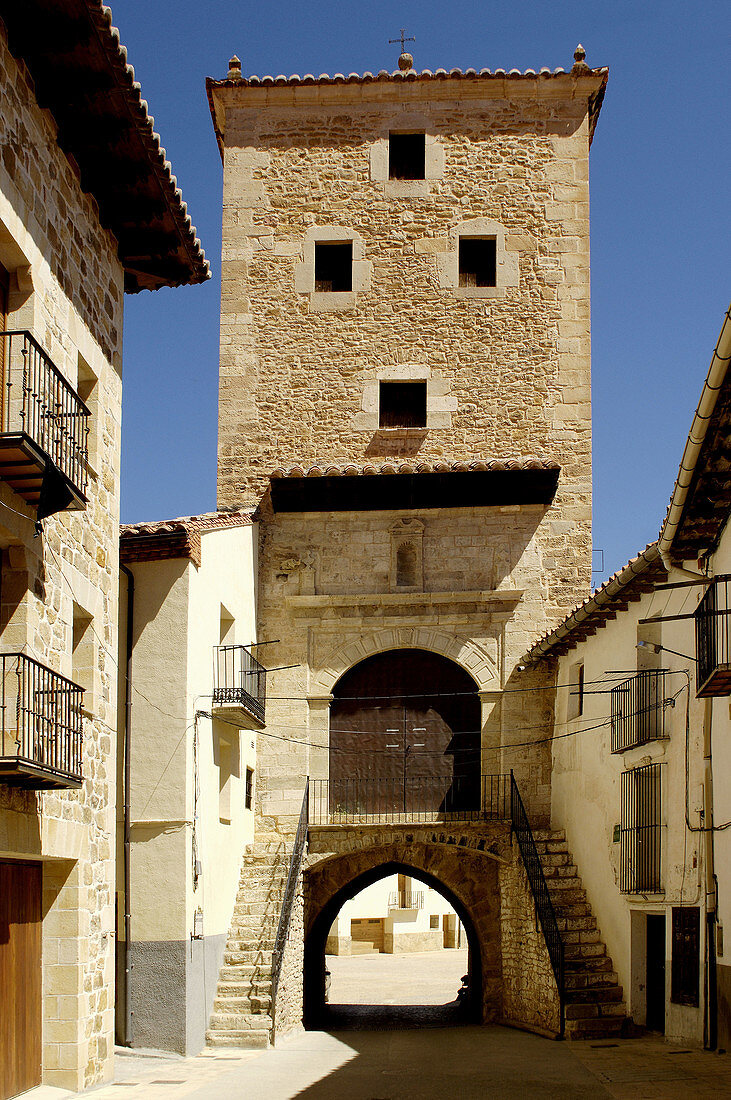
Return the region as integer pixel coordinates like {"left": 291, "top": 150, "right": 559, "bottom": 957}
{"left": 56, "top": 1029, "right": 731, "bottom": 1100}
{"left": 33, "top": 951, "right": 730, "bottom": 1099}
{"left": 325, "top": 947, "right": 469, "bottom": 1028}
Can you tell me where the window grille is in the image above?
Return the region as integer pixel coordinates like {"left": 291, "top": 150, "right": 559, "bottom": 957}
{"left": 695, "top": 575, "right": 731, "bottom": 696}
{"left": 611, "top": 670, "right": 667, "bottom": 752}
{"left": 620, "top": 763, "right": 663, "bottom": 893}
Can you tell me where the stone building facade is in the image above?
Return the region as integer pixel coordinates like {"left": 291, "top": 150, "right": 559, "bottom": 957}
{"left": 203, "top": 45, "right": 611, "bottom": 1044}
{"left": 0, "top": 3, "right": 207, "bottom": 1096}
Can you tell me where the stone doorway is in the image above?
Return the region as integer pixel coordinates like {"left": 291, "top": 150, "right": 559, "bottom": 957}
{"left": 329, "top": 649, "right": 481, "bottom": 817}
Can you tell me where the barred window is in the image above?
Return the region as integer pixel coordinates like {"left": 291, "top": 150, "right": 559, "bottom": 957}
{"left": 620, "top": 763, "right": 663, "bottom": 893}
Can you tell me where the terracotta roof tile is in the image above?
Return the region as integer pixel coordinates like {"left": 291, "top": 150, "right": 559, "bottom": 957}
{"left": 269, "top": 457, "right": 558, "bottom": 480}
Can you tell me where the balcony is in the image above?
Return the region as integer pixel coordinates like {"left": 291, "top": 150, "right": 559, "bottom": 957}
{"left": 611, "top": 670, "right": 668, "bottom": 752}
{"left": 212, "top": 645, "right": 266, "bottom": 728}
{"left": 696, "top": 576, "right": 731, "bottom": 697}
{"left": 388, "top": 890, "right": 424, "bottom": 911}
{"left": 0, "top": 653, "right": 83, "bottom": 789}
{"left": 0, "top": 332, "right": 89, "bottom": 517}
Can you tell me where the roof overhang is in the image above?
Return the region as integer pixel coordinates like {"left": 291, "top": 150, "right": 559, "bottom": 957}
{"left": 0, "top": 0, "right": 209, "bottom": 292}
{"left": 268, "top": 461, "right": 560, "bottom": 514}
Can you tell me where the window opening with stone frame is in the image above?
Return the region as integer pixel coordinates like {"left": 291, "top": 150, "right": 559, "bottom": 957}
{"left": 245, "top": 765, "right": 254, "bottom": 810}
{"left": 314, "top": 241, "right": 353, "bottom": 292}
{"left": 458, "top": 237, "right": 497, "bottom": 288}
{"left": 388, "top": 132, "right": 426, "bottom": 180}
{"left": 379, "top": 380, "right": 427, "bottom": 429}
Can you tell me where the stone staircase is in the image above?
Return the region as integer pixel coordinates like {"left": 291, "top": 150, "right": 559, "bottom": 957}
{"left": 534, "top": 830, "right": 627, "bottom": 1040}
{"left": 206, "top": 833, "right": 290, "bottom": 1049}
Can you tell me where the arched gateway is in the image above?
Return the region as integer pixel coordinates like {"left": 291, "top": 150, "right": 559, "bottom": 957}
{"left": 328, "top": 649, "right": 481, "bottom": 817}
{"left": 303, "top": 831, "right": 503, "bottom": 1028}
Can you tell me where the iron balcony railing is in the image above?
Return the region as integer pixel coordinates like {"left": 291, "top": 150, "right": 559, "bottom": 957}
{"left": 212, "top": 644, "right": 266, "bottom": 724}
{"left": 388, "top": 890, "right": 424, "bottom": 910}
{"left": 620, "top": 762, "right": 663, "bottom": 894}
{"left": 611, "top": 670, "right": 668, "bottom": 753}
{"left": 0, "top": 331, "right": 89, "bottom": 495}
{"left": 510, "top": 771, "right": 564, "bottom": 1034}
{"left": 270, "top": 780, "right": 309, "bottom": 1039}
{"left": 696, "top": 576, "right": 731, "bottom": 697}
{"left": 308, "top": 773, "right": 510, "bottom": 825}
{"left": 0, "top": 652, "right": 83, "bottom": 786}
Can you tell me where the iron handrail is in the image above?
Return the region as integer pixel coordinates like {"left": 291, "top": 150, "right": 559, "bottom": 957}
{"left": 388, "top": 890, "right": 424, "bottom": 910}
{"left": 509, "top": 771, "right": 564, "bottom": 1035}
{"left": 270, "top": 780, "right": 309, "bottom": 1024}
{"left": 308, "top": 773, "right": 509, "bottom": 825}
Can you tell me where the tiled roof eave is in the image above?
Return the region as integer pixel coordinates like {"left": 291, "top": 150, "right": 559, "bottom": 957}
{"left": 522, "top": 543, "right": 665, "bottom": 664}
{"left": 269, "top": 457, "right": 559, "bottom": 480}
{"left": 206, "top": 63, "right": 609, "bottom": 160}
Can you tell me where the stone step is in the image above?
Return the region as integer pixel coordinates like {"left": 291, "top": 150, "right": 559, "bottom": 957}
{"left": 553, "top": 901, "right": 592, "bottom": 919}
{"left": 564, "top": 941, "right": 607, "bottom": 960}
{"left": 209, "top": 1011, "right": 271, "bottom": 1031}
{"left": 227, "top": 939, "right": 276, "bottom": 952}
{"left": 565, "top": 970, "right": 619, "bottom": 991}
{"left": 219, "top": 964, "right": 271, "bottom": 981}
{"left": 565, "top": 998, "right": 626, "bottom": 1022}
{"left": 564, "top": 955, "right": 614, "bottom": 974}
{"left": 206, "top": 1030, "right": 270, "bottom": 1050}
{"left": 565, "top": 985, "right": 624, "bottom": 1005}
{"left": 543, "top": 863, "right": 578, "bottom": 879}
{"left": 557, "top": 914, "right": 596, "bottom": 933}
{"left": 224, "top": 949, "right": 274, "bottom": 965}
{"left": 534, "top": 838, "right": 569, "bottom": 854}
{"left": 562, "top": 928, "right": 601, "bottom": 945}
{"left": 564, "top": 1016, "right": 625, "bottom": 1041}
{"left": 217, "top": 979, "right": 272, "bottom": 995}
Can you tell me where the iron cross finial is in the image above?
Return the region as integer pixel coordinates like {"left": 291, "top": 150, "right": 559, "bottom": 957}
{"left": 389, "top": 28, "right": 415, "bottom": 53}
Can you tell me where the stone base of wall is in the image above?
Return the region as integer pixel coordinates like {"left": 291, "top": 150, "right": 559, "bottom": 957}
{"left": 384, "top": 930, "right": 443, "bottom": 953}
{"left": 325, "top": 934, "right": 352, "bottom": 956}
{"left": 499, "top": 848, "right": 561, "bottom": 1036}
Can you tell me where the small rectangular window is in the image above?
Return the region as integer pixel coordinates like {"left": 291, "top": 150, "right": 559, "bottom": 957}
{"left": 245, "top": 766, "right": 254, "bottom": 810}
{"left": 314, "top": 241, "right": 352, "bottom": 292}
{"left": 459, "top": 237, "right": 497, "bottom": 287}
{"left": 379, "top": 381, "right": 427, "bottom": 429}
{"left": 389, "top": 132, "right": 426, "bottom": 180}
{"left": 430, "top": 914, "right": 439, "bottom": 929}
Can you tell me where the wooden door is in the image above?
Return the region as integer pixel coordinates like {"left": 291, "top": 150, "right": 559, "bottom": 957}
{"left": 0, "top": 861, "right": 42, "bottom": 1100}
{"left": 330, "top": 649, "right": 480, "bottom": 816}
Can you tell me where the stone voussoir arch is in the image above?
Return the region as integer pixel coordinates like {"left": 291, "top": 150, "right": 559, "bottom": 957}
{"left": 312, "top": 627, "right": 498, "bottom": 695}
{"left": 303, "top": 827, "right": 507, "bottom": 1027}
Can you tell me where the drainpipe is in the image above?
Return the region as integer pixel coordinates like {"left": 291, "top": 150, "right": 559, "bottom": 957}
{"left": 120, "top": 563, "right": 135, "bottom": 1047}
{"left": 703, "top": 697, "right": 718, "bottom": 1049}
{"left": 658, "top": 306, "right": 731, "bottom": 576}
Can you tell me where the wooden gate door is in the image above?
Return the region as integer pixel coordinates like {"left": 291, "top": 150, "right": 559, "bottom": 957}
{"left": 330, "top": 649, "right": 480, "bottom": 816}
{"left": 0, "top": 861, "right": 42, "bottom": 1100}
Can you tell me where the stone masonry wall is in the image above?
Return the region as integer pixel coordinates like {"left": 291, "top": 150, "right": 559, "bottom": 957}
{"left": 217, "top": 80, "right": 593, "bottom": 541}
{"left": 272, "top": 870, "right": 305, "bottom": 1041}
{"left": 500, "top": 843, "right": 561, "bottom": 1035}
{"left": 0, "top": 30, "right": 123, "bottom": 1093}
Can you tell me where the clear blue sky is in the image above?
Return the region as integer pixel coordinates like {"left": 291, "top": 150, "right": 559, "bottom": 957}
{"left": 112, "top": 0, "right": 729, "bottom": 584}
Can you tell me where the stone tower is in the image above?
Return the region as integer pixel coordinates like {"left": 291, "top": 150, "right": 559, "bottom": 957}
{"left": 207, "top": 45, "right": 607, "bottom": 818}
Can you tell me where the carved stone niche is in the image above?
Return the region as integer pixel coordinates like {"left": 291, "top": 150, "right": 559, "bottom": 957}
{"left": 389, "top": 519, "right": 424, "bottom": 592}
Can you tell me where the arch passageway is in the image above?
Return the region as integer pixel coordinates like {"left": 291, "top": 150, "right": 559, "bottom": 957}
{"left": 304, "top": 832, "right": 503, "bottom": 1031}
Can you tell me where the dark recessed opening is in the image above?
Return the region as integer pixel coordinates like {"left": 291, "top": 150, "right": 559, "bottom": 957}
{"left": 314, "top": 241, "right": 352, "bottom": 292}
{"left": 379, "top": 381, "right": 427, "bottom": 429}
{"left": 388, "top": 132, "right": 426, "bottom": 180}
{"left": 458, "top": 237, "right": 497, "bottom": 287}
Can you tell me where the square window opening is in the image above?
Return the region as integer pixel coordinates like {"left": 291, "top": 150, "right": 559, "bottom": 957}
{"left": 429, "top": 914, "right": 439, "bottom": 930}
{"left": 389, "top": 132, "right": 426, "bottom": 180}
{"left": 459, "top": 237, "right": 497, "bottom": 288}
{"left": 314, "top": 241, "right": 352, "bottom": 292}
{"left": 379, "top": 381, "right": 427, "bottom": 429}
